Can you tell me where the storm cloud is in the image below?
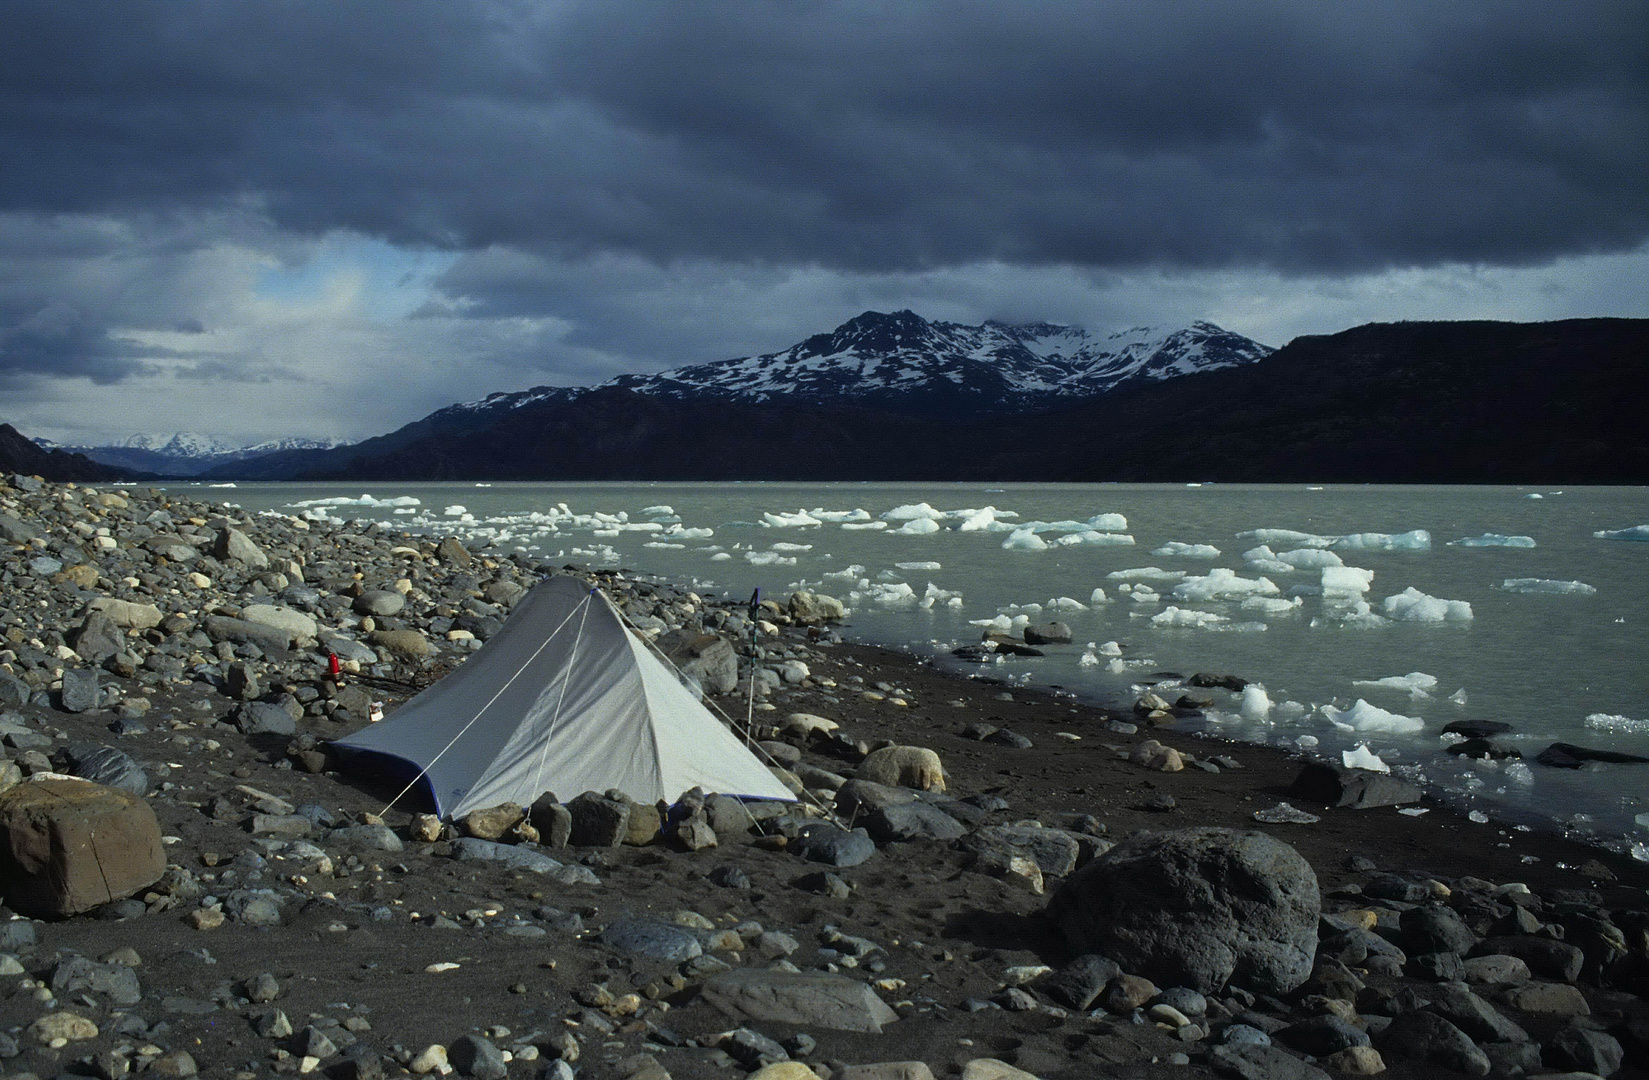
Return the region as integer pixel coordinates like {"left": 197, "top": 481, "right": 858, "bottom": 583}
{"left": 1, "top": 0, "right": 1645, "bottom": 441}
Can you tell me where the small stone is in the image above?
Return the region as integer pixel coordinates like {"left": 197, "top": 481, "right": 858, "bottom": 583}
{"left": 410, "top": 1044, "right": 449, "bottom": 1074}
{"left": 245, "top": 972, "right": 280, "bottom": 1002}
{"left": 30, "top": 1011, "right": 99, "bottom": 1044}
{"left": 447, "top": 1034, "right": 508, "bottom": 1080}
{"left": 188, "top": 907, "right": 225, "bottom": 930}
{"left": 147, "top": 1050, "right": 199, "bottom": 1077}
{"left": 1104, "top": 974, "right": 1159, "bottom": 1012}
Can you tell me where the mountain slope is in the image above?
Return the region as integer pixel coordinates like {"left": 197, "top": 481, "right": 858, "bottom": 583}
{"left": 0, "top": 424, "right": 134, "bottom": 482}
{"left": 209, "top": 317, "right": 1649, "bottom": 483}
{"left": 443, "top": 310, "right": 1272, "bottom": 420}
{"left": 45, "top": 432, "right": 348, "bottom": 477}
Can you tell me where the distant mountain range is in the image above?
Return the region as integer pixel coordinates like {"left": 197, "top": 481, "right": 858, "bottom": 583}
{"left": 35, "top": 431, "right": 347, "bottom": 477}
{"left": 203, "top": 314, "right": 1649, "bottom": 483}
{"left": 449, "top": 311, "right": 1272, "bottom": 420}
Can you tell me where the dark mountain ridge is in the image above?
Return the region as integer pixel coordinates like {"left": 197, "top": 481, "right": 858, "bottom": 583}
{"left": 208, "top": 317, "right": 1649, "bottom": 483}
{"left": 0, "top": 424, "right": 134, "bottom": 482}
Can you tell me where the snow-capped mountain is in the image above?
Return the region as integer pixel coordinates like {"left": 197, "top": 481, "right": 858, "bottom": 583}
{"left": 445, "top": 310, "right": 1272, "bottom": 420}
{"left": 39, "top": 432, "right": 348, "bottom": 476}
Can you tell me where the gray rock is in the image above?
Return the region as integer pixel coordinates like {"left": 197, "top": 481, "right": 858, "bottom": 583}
{"left": 657, "top": 630, "right": 738, "bottom": 695}
{"left": 1210, "top": 1044, "right": 1329, "bottom": 1080}
{"left": 1416, "top": 982, "right": 1529, "bottom": 1043}
{"left": 59, "top": 668, "right": 100, "bottom": 713}
{"left": 601, "top": 919, "right": 703, "bottom": 962}
{"left": 226, "top": 889, "right": 283, "bottom": 927}
{"left": 965, "top": 824, "right": 1085, "bottom": 877}
{"left": 1023, "top": 621, "right": 1073, "bottom": 645}
{"left": 1035, "top": 953, "right": 1122, "bottom": 1010}
{"left": 59, "top": 743, "right": 148, "bottom": 795}
{"left": 204, "top": 615, "right": 290, "bottom": 654}
{"left": 1277, "top": 1015, "right": 1369, "bottom": 1056}
{"left": 450, "top": 837, "right": 566, "bottom": 874}
{"left": 245, "top": 973, "right": 280, "bottom": 1003}
{"left": 566, "top": 791, "right": 630, "bottom": 846}
{"left": 0, "top": 512, "right": 40, "bottom": 543}
{"left": 1544, "top": 1024, "right": 1624, "bottom": 1077}
{"left": 528, "top": 795, "right": 572, "bottom": 848}
{"left": 51, "top": 955, "right": 142, "bottom": 1005}
{"left": 863, "top": 802, "right": 968, "bottom": 843}
{"left": 1400, "top": 904, "right": 1478, "bottom": 956}
{"left": 721, "top": 1027, "right": 789, "bottom": 1068}
{"left": 832, "top": 778, "right": 916, "bottom": 821}
{"left": 701, "top": 969, "right": 900, "bottom": 1033}
{"left": 68, "top": 613, "right": 126, "bottom": 664}
{"left": 213, "top": 526, "right": 269, "bottom": 568}
{"left": 1378, "top": 1010, "right": 1490, "bottom": 1077}
{"left": 790, "top": 823, "right": 876, "bottom": 867}
{"left": 28, "top": 555, "right": 62, "bottom": 576}
{"left": 235, "top": 702, "right": 296, "bottom": 736}
{"left": 1290, "top": 762, "right": 1423, "bottom": 808}
{"left": 448, "top": 1035, "right": 508, "bottom": 1080}
{"left": 353, "top": 590, "right": 405, "bottom": 617}
{"left": 1469, "top": 936, "right": 1585, "bottom": 982}
{"left": 1048, "top": 827, "right": 1320, "bottom": 995}
{"left": 0, "top": 673, "right": 28, "bottom": 708}
{"left": 330, "top": 824, "right": 405, "bottom": 852}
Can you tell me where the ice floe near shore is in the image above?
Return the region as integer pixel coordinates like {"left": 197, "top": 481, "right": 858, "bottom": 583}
{"left": 1451, "top": 533, "right": 1537, "bottom": 547}
{"left": 1322, "top": 699, "right": 1426, "bottom": 734}
{"left": 1500, "top": 578, "right": 1597, "bottom": 596}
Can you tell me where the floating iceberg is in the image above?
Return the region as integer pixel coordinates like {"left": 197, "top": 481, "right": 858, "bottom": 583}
{"left": 643, "top": 542, "right": 686, "bottom": 549}
{"left": 764, "top": 509, "right": 822, "bottom": 527}
{"left": 1241, "top": 596, "right": 1304, "bottom": 616}
{"left": 1152, "top": 606, "right": 1229, "bottom": 628}
{"left": 1089, "top": 587, "right": 1109, "bottom": 604}
{"left": 851, "top": 581, "right": 919, "bottom": 608}
{"left": 1107, "top": 567, "right": 1187, "bottom": 582}
{"left": 1500, "top": 578, "right": 1597, "bottom": 596}
{"left": 1595, "top": 524, "right": 1649, "bottom": 542}
{"left": 1342, "top": 744, "right": 1391, "bottom": 773}
{"left": 771, "top": 542, "right": 813, "bottom": 551}
{"left": 1002, "top": 528, "right": 1048, "bottom": 551}
{"left": 881, "top": 502, "right": 943, "bottom": 522}
{"left": 1127, "top": 587, "right": 1161, "bottom": 603}
{"left": 1321, "top": 566, "right": 1374, "bottom": 596}
{"left": 1585, "top": 713, "right": 1649, "bottom": 734}
{"left": 1382, "top": 587, "right": 1473, "bottom": 622}
{"left": 896, "top": 561, "right": 941, "bottom": 571}
{"left": 840, "top": 521, "right": 888, "bottom": 530}
{"left": 1241, "top": 684, "right": 1272, "bottom": 721}
{"left": 1236, "top": 528, "right": 1337, "bottom": 548}
{"left": 1097, "top": 640, "right": 1122, "bottom": 656}
{"left": 1353, "top": 672, "right": 1438, "bottom": 696}
{"left": 1276, "top": 548, "right": 1344, "bottom": 569}
{"left": 745, "top": 550, "right": 798, "bottom": 566}
{"left": 286, "top": 494, "right": 422, "bottom": 509}
{"left": 1451, "top": 534, "right": 1537, "bottom": 548}
{"left": 1053, "top": 531, "right": 1135, "bottom": 547}
{"left": 1172, "top": 568, "right": 1280, "bottom": 602}
{"left": 920, "top": 583, "right": 962, "bottom": 610}
{"left": 1332, "top": 529, "right": 1431, "bottom": 552}
{"left": 1046, "top": 596, "right": 1088, "bottom": 611}
{"left": 640, "top": 504, "right": 674, "bottom": 516}
{"left": 1321, "top": 699, "right": 1425, "bottom": 734}
{"left": 891, "top": 517, "right": 941, "bottom": 535}
{"left": 1154, "top": 541, "right": 1222, "bottom": 558}
{"left": 809, "top": 508, "right": 873, "bottom": 523}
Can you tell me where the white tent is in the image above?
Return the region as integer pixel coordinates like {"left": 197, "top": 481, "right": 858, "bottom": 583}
{"left": 334, "top": 575, "right": 796, "bottom": 818}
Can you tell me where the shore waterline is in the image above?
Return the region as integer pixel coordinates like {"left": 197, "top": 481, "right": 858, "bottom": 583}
{"left": 189, "top": 480, "right": 1649, "bottom": 848}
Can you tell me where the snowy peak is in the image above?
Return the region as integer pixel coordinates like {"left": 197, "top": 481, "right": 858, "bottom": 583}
{"left": 38, "top": 432, "right": 349, "bottom": 477}
{"left": 452, "top": 309, "right": 1272, "bottom": 419}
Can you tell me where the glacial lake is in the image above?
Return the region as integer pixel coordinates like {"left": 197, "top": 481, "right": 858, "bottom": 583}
{"left": 181, "top": 480, "right": 1649, "bottom": 852}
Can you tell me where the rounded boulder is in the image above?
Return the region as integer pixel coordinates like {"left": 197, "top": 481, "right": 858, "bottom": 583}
{"left": 1047, "top": 826, "right": 1319, "bottom": 995}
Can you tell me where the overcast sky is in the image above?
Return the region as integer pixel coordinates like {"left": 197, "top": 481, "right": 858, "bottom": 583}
{"left": 2, "top": 1, "right": 1646, "bottom": 445}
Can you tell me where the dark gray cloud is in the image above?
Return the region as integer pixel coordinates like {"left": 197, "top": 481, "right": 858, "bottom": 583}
{"left": 3, "top": 0, "right": 1645, "bottom": 275}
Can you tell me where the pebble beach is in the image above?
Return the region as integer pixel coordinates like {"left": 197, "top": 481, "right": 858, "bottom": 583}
{"left": 0, "top": 474, "right": 1646, "bottom": 1080}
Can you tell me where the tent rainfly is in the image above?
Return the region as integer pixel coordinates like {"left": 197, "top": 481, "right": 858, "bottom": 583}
{"left": 333, "top": 575, "right": 796, "bottom": 819}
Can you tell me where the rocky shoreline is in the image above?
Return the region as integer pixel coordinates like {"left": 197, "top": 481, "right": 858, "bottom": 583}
{"left": 0, "top": 475, "right": 1645, "bottom": 1080}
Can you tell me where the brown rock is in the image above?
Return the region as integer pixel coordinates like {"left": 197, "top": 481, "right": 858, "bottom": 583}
{"left": 0, "top": 779, "right": 167, "bottom": 918}
{"left": 623, "top": 803, "right": 662, "bottom": 846}
{"left": 461, "top": 803, "right": 524, "bottom": 840}
{"left": 409, "top": 814, "right": 443, "bottom": 843}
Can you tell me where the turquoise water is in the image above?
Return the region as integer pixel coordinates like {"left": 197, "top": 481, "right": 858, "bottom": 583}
{"left": 186, "top": 480, "right": 1649, "bottom": 848}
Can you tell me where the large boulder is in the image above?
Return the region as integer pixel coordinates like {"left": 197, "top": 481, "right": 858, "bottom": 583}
{"left": 67, "top": 613, "right": 126, "bottom": 664}
{"left": 1290, "top": 763, "right": 1422, "bottom": 809}
{"left": 369, "top": 629, "right": 434, "bottom": 661}
{"left": 213, "top": 526, "right": 269, "bottom": 569}
{"left": 82, "top": 597, "right": 163, "bottom": 630}
{"left": 788, "top": 591, "right": 846, "bottom": 624}
{"left": 657, "top": 630, "right": 738, "bottom": 695}
{"left": 701, "top": 969, "right": 899, "bottom": 1033}
{"left": 1047, "top": 827, "right": 1320, "bottom": 995}
{"left": 203, "top": 615, "right": 291, "bottom": 654}
{"left": 0, "top": 779, "right": 167, "bottom": 918}
{"left": 239, "top": 605, "right": 318, "bottom": 646}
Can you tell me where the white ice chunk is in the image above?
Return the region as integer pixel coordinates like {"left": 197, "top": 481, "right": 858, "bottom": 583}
{"left": 1239, "top": 596, "right": 1301, "bottom": 617}
{"left": 763, "top": 509, "right": 822, "bottom": 527}
{"left": 1585, "top": 713, "right": 1649, "bottom": 734}
{"left": 1382, "top": 587, "right": 1473, "bottom": 622}
{"left": 1089, "top": 587, "right": 1109, "bottom": 604}
{"left": 1107, "top": 567, "right": 1187, "bottom": 582}
{"left": 1154, "top": 541, "right": 1222, "bottom": 558}
{"left": 891, "top": 517, "right": 941, "bottom": 535}
{"left": 1046, "top": 596, "right": 1088, "bottom": 611}
{"left": 1500, "top": 578, "right": 1597, "bottom": 596}
{"left": 1276, "top": 548, "right": 1343, "bottom": 569}
{"left": 643, "top": 542, "right": 687, "bottom": 549}
{"left": 1321, "top": 699, "right": 1425, "bottom": 734}
{"left": 1236, "top": 528, "right": 1336, "bottom": 548}
{"left": 840, "top": 521, "right": 888, "bottom": 530}
{"left": 809, "top": 508, "right": 872, "bottom": 522}
{"left": 896, "top": 561, "right": 942, "bottom": 571}
{"left": 1098, "top": 640, "right": 1122, "bottom": 656}
{"left": 745, "top": 550, "right": 798, "bottom": 566}
{"left": 1128, "top": 587, "right": 1160, "bottom": 603}
{"left": 443, "top": 504, "right": 468, "bottom": 517}
{"left": 1352, "top": 672, "right": 1438, "bottom": 696}
{"left": 1332, "top": 529, "right": 1432, "bottom": 552}
{"left": 881, "top": 502, "right": 944, "bottom": 522}
{"left": 1451, "top": 534, "right": 1537, "bottom": 548}
{"left": 919, "top": 582, "right": 962, "bottom": 610}
{"left": 641, "top": 504, "right": 674, "bottom": 515}
{"left": 1321, "top": 566, "right": 1374, "bottom": 596}
{"left": 1079, "top": 644, "right": 1100, "bottom": 667}
{"left": 1054, "top": 531, "right": 1135, "bottom": 547}
{"left": 1241, "top": 684, "right": 1272, "bottom": 721}
{"left": 968, "top": 614, "right": 1014, "bottom": 631}
{"left": 1342, "top": 744, "right": 1391, "bottom": 773}
{"left": 1152, "top": 606, "right": 1229, "bottom": 628}
{"left": 1172, "top": 568, "right": 1280, "bottom": 602}
{"left": 771, "top": 542, "right": 813, "bottom": 551}
{"left": 1002, "top": 528, "right": 1048, "bottom": 551}
{"left": 1595, "top": 524, "right": 1649, "bottom": 541}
